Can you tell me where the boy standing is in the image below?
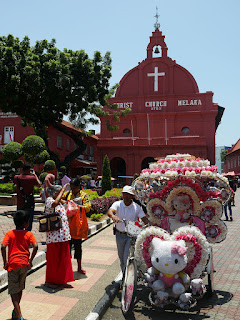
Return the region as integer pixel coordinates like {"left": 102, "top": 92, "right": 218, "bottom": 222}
{"left": 1, "top": 210, "right": 38, "bottom": 320}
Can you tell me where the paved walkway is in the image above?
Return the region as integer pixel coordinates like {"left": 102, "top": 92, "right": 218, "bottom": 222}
{"left": 0, "top": 204, "right": 120, "bottom": 320}
{"left": 0, "top": 190, "right": 240, "bottom": 320}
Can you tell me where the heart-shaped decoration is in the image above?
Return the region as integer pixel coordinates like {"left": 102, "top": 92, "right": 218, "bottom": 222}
{"left": 135, "top": 225, "right": 210, "bottom": 279}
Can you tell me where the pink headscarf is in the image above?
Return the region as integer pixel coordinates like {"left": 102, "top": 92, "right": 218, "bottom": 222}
{"left": 44, "top": 174, "right": 55, "bottom": 197}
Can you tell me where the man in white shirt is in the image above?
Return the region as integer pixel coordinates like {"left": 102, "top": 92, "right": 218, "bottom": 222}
{"left": 107, "top": 185, "right": 149, "bottom": 273}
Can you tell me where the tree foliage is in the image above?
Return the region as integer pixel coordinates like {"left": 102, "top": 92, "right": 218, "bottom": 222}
{"left": 2, "top": 142, "right": 23, "bottom": 161}
{"left": 22, "top": 135, "right": 45, "bottom": 156}
{"left": 220, "top": 149, "right": 228, "bottom": 162}
{"left": 0, "top": 35, "right": 130, "bottom": 170}
{"left": 101, "top": 154, "right": 112, "bottom": 195}
{"left": 44, "top": 160, "right": 56, "bottom": 172}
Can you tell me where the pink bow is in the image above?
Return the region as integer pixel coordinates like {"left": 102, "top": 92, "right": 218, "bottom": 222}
{"left": 171, "top": 243, "right": 187, "bottom": 256}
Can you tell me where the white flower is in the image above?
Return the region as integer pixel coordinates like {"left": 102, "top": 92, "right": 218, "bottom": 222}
{"left": 162, "top": 162, "right": 169, "bottom": 169}
{"left": 141, "top": 172, "right": 150, "bottom": 178}
{"left": 165, "top": 171, "right": 173, "bottom": 177}
{"left": 205, "top": 171, "right": 212, "bottom": 177}
{"left": 191, "top": 160, "right": 197, "bottom": 167}
{"left": 203, "top": 160, "right": 210, "bottom": 167}
{"left": 178, "top": 162, "right": 185, "bottom": 168}
{"left": 201, "top": 171, "right": 207, "bottom": 177}
{"left": 198, "top": 160, "right": 203, "bottom": 167}
{"left": 185, "top": 160, "right": 191, "bottom": 167}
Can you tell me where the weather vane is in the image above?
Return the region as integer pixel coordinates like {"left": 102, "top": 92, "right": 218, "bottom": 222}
{"left": 154, "top": 6, "right": 160, "bottom": 30}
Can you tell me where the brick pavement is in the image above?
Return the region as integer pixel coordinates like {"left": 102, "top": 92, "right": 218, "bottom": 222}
{"left": 1, "top": 191, "right": 240, "bottom": 320}
{"left": 0, "top": 203, "right": 120, "bottom": 320}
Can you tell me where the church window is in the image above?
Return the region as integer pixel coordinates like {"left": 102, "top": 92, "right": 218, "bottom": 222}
{"left": 181, "top": 127, "right": 190, "bottom": 135}
{"left": 4, "top": 126, "right": 14, "bottom": 144}
{"left": 123, "top": 128, "right": 131, "bottom": 136}
{"left": 57, "top": 136, "right": 63, "bottom": 148}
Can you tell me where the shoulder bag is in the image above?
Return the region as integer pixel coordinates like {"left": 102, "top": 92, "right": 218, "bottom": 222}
{"left": 39, "top": 207, "right": 62, "bottom": 232}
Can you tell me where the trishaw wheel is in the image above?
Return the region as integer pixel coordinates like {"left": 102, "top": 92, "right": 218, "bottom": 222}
{"left": 121, "top": 258, "right": 137, "bottom": 316}
{"left": 206, "top": 247, "right": 214, "bottom": 297}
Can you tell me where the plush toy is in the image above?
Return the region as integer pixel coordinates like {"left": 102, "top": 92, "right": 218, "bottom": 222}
{"left": 191, "top": 279, "right": 205, "bottom": 296}
{"left": 145, "top": 238, "right": 191, "bottom": 304}
{"left": 172, "top": 194, "right": 192, "bottom": 222}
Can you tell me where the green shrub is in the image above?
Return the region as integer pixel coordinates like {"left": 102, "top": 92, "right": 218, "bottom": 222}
{"left": 81, "top": 175, "right": 91, "bottom": 181}
{"left": 88, "top": 196, "right": 119, "bottom": 217}
{"left": 12, "top": 160, "right": 24, "bottom": 169}
{"left": 2, "top": 142, "right": 23, "bottom": 161}
{"left": 33, "top": 186, "right": 41, "bottom": 194}
{"left": 83, "top": 189, "right": 99, "bottom": 201}
{"left": 22, "top": 135, "right": 45, "bottom": 156}
{"left": 90, "top": 213, "right": 103, "bottom": 221}
{"left": 39, "top": 172, "right": 48, "bottom": 183}
{"left": 102, "top": 188, "right": 122, "bottom": 198}
{"left": 44, "top": 160, "right": 56, "bottom": 172}
{"left": 0, "top": 183, "right": 16, "bottom": 194}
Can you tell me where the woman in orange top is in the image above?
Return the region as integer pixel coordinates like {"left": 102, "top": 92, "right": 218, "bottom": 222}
{"left": 62, "top": 178, "right": 90, "bottom": 274}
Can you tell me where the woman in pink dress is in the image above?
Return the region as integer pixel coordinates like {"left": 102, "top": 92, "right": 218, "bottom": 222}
{"left": 44, "top": 184, "right": 74, "bottom": 288}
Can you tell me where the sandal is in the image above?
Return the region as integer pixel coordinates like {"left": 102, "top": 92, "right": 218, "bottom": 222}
{"left": 12, "top": 310, "right": 17, "bottom": 320}
{"left": 78, "top": 269, "right": 86, "bottom": 274}
{"left": 44, "top": 282, "right": 59, "bottom": 289}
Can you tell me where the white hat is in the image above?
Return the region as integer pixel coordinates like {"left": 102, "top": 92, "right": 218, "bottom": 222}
{"left": 122, "top": 185, "right": 135, "bottom": 195}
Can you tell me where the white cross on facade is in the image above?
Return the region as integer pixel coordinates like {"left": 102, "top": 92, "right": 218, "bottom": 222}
{"left": 147, "top": 67, "right": 165, "bottom": 92}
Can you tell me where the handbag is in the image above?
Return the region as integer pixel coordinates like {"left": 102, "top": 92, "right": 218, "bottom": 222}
{"left": 39, "top": 209, "right": 62, "bottom": 232}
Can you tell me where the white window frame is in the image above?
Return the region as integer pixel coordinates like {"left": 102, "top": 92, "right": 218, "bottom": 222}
{"left": 4, "top": 126, "right": 14, "bottom": 144}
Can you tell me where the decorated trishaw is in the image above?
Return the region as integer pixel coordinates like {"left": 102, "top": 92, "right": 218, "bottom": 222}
{"left": 121, "top": 154, "right": 231, "bottom": 315}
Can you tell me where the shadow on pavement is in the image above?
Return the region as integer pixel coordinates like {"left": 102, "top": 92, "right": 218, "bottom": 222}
{"left": 115, "top": 287, "right": 233, "bottom": 320}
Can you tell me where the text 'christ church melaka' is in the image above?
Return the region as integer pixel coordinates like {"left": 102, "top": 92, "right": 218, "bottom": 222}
{"left": 96, "top": 15, "right": 224, "bottom": 179}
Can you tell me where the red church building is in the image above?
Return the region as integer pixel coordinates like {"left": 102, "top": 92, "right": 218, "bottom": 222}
{"left": 97, "top": 19, "right": 224, "bottom": 178}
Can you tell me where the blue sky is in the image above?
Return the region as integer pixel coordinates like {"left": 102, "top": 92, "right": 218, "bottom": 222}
{"left": 0, "top": 0, "right": 239, "bottom": 147}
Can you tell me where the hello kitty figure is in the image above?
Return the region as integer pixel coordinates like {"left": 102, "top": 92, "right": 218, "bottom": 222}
{"left": 191, "top": 279, "right": 205, "bottom": 296}
{"left": 172, "top": 194, "right": 192, "bottom": 222}
{"left": 145, "top": 238, "right": 191, "bottom": 304}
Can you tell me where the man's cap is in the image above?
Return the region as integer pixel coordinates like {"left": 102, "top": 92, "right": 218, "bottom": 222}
{"left": 122, "top": 185, "right": 135, "bottom": 195}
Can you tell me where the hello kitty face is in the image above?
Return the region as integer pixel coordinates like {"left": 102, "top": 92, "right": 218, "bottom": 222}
{"left": 151, "top": 238, "right": 188, "bottom": 274}
{"left": 172, "top": 194, "right": 191, "bottom": 211}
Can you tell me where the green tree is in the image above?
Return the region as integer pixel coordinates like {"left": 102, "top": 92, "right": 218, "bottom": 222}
{"left": 220, "top": 149, "right": 228, "bottom": 163}
{"left": 2, "top": 142, "right": 23, "bottom": 162}
{"left": 101, "top": 155, "right": 112, "bottom": 195}
{"left": 0, "top": 35, "right": 130, "bottom": 171}
{"left": 44, "top": 160, "right": 56, "bottom": 172}
{"left": 22, "top": 135, "right": 48, "bottom": 170}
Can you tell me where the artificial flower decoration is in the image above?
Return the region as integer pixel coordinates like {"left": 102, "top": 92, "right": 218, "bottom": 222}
{"left": 132, "top": 153, "right": 229, "bottom": 243}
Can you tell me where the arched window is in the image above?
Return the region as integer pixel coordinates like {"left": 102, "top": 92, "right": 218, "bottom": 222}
{"left": 123, "top": 128, "right": 131, "bottom": 136}
{"left": 181, "top": 127, "right": 190, "bottom": 135}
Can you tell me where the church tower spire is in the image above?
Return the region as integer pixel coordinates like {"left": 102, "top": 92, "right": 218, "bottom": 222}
{"left": 147, "top": 7, "right": 168, "bottom": 59}
{"left": 154, "top": 6, "right": 160, "bottom": 31}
